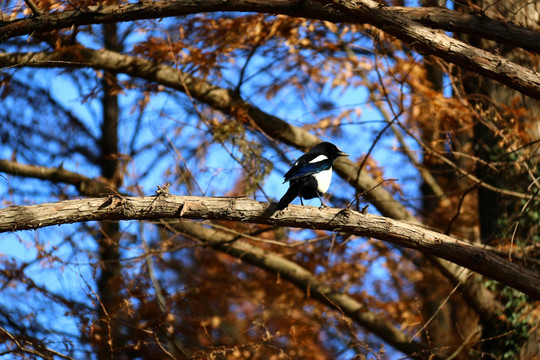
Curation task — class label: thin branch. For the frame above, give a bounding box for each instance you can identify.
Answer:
[23,0,41,17]
[0,159,111,197]
[508,185,540,261]
[0,325,74,360]
[140,223,191,359]
[410,271,472,342]
[235,43,260,95]
[445,325,482,360]
[393,120,537,201]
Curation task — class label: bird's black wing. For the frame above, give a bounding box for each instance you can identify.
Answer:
[283,153,332,183]
[277,148,332,210]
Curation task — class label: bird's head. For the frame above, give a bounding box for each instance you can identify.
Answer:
[313,142,349,161]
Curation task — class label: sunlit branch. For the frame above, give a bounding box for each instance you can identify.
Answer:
[1,0,539,56]
[331,0,540,99]
[0,195,539,300]
[1,1,539,98]
[0,159,110,197]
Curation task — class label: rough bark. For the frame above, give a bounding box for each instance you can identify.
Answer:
[330,0,540,99]
[1,0,540,98]
[1,195,539,300]
[0,1,539,54]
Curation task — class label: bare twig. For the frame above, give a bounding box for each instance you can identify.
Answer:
[394,121,536,201]
[0,324,74,360]
[410,271,472,342]
[508,185,540,261]
[346,178,398,210]
[446,325,482,360]
[140,223,191,359]
[23,0,41,16]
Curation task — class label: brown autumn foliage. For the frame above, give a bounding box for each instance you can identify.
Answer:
[0,0,539,359]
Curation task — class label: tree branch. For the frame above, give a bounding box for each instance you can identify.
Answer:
[0,48,511,327]
[1,0,539,54]
[171,220,428,359]
[23,0,41,17]
[330,0,540,99]
[1,195,539,300]
[0,159,110,197]
[393,6,540,55]
[1,1,539,98]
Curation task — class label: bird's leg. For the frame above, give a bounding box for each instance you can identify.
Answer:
[316,193,327,209]
[300,197,304,206]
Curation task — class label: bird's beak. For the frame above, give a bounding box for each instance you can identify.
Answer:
[338,150,349,157]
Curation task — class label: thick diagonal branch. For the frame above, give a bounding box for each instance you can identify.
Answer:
[0,49,413,221]
[1,0,540,55]
[171,220,428,359]
[330,0,540,99]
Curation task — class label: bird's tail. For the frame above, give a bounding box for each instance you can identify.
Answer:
[276,182,304,210]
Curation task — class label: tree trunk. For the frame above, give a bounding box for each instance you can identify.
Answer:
[96,22,124,360]
[456,1,540,358]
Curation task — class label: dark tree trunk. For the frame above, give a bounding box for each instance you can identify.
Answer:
[96,22,124,360]
[455,1,540,358]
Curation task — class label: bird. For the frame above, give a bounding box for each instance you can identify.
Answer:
[276,142,348,210]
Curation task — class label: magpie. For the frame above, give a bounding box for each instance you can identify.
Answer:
[276,142,348,210]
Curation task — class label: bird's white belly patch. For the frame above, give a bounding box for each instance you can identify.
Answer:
[313,168,332,194]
